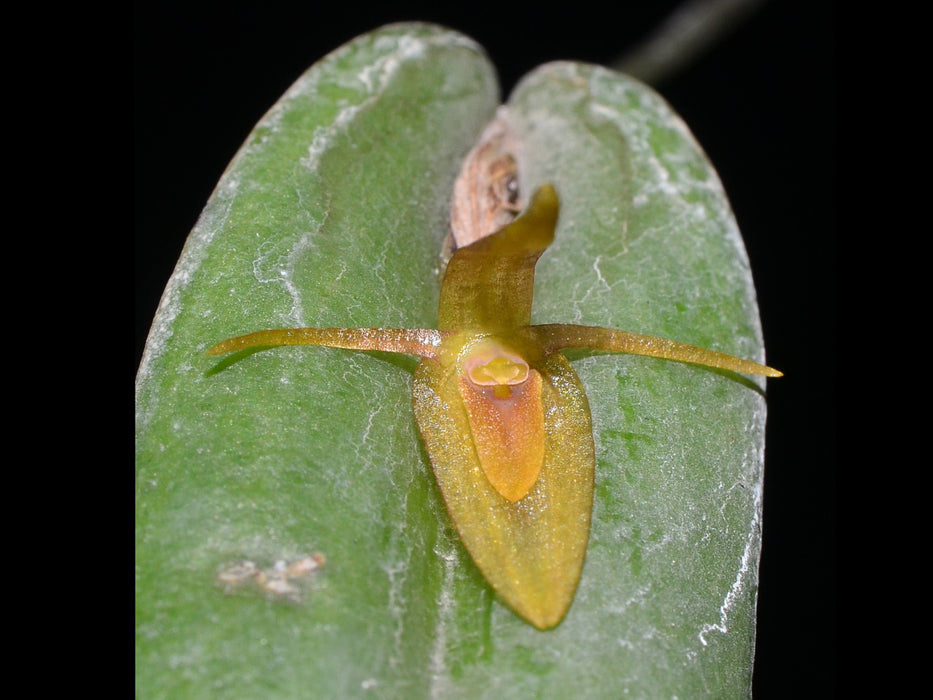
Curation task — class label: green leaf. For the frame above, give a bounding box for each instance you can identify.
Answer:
[136,23,770,698]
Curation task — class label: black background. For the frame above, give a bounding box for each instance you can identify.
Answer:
[135,1,835,695]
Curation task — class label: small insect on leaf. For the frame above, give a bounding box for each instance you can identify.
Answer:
[216,553,325,602]
[207,183,780,629]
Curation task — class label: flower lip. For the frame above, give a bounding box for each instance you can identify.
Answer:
[462,339,530,387]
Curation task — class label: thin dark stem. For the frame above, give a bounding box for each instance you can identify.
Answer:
[612,0,768,85]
